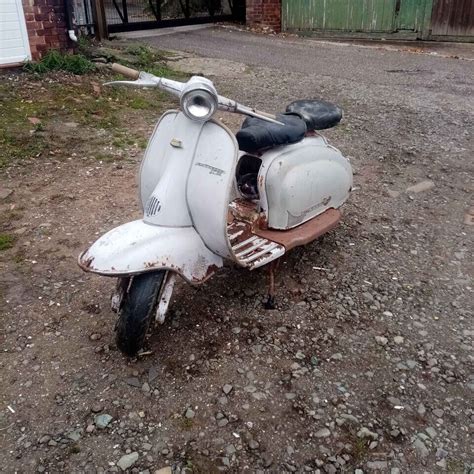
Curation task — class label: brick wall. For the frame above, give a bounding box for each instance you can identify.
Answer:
[22,0,69,60]
[246,0,281,33]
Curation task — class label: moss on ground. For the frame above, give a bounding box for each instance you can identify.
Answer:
[0,233,15,251]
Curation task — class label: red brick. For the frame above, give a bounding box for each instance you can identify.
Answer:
[22,0,69,60]
[247,0,281,32]
[28,35,46,45]
[36,44,49,52]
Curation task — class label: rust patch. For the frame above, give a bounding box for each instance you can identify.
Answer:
[78,255,95,272]
[257,213,268,230]
[205,264,220,278]
[255,208,341,251]
[229,198,260,225]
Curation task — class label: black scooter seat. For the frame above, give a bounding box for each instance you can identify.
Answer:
[286,99,342,131]
[236,113,307,154]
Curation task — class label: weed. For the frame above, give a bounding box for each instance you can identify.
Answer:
[68,444,81,454]
[446,459,466,473]
[0,234,15,251]
[76,36,95,58]
[180,418,194,430]
[351,437,369,463]
[24,50,95,75]
[13,252,26,264]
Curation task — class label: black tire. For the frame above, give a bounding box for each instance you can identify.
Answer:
[115,271,166,356]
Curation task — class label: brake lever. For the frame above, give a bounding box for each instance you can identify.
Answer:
[239,106,285,126]
[218,96,284,125]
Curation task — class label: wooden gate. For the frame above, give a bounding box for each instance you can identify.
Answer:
[282,0,432,38]
[431,0,474,38]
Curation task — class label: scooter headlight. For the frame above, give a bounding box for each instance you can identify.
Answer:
[180,78,218,122]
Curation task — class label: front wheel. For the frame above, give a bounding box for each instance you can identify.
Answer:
[115,271,167,356]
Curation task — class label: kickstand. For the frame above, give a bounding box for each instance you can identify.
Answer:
[264,260,280,310]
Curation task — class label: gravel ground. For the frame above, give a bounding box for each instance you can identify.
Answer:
[1,28,473,473]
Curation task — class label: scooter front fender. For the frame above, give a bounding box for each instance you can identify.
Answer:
[78,220,223,284]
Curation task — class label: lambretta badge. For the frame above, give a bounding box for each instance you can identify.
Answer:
[195,162,225,176]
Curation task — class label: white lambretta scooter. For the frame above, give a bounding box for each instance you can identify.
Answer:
[79,63,353,356]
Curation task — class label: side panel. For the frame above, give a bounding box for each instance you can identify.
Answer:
[187,120,238,259]
[259,138,353,230]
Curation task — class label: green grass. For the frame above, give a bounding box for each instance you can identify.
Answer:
[1,42,183,170]
[0,85,48,168]
[128,96,154,110]
[119,44,188,81]
[24,50,95,75]
[0,234,15,251]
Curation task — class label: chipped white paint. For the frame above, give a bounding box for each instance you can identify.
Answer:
[155,272,176,323]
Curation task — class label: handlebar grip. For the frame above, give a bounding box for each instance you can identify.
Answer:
[111,63,140,80]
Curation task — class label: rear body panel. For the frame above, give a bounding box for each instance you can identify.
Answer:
[258,136,353,230]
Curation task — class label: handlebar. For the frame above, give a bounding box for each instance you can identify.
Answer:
[109,63,283,125]
[111,63,140,80]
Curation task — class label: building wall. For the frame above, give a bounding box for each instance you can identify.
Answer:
[246,0,281,32]
[21,0,69,60]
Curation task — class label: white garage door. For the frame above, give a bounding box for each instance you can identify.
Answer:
[0,0,31,66]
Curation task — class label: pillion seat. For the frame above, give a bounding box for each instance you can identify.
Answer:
[286,99,342,131]
[236,99,342,154]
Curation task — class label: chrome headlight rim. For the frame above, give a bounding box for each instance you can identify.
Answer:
[180,78,218,122]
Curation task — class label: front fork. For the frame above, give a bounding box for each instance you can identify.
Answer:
[111,277,130,313]
[111,271,176,323]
